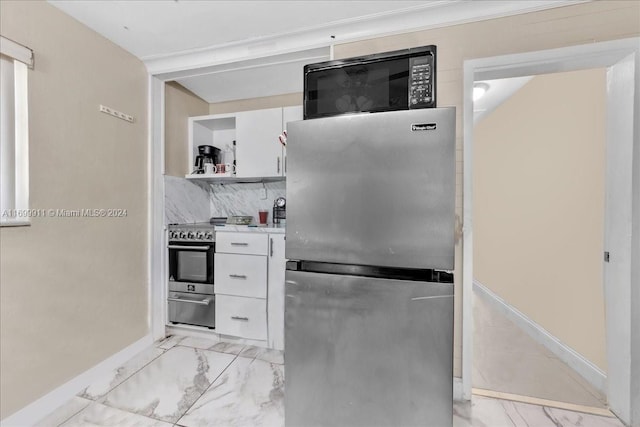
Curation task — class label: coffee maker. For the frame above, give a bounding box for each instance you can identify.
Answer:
[194,145,221,174]
[273,197,286,224]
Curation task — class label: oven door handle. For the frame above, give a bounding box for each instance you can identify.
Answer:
[167,297,212,306]
[168,245,211,251]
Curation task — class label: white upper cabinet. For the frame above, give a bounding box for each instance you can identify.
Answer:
[187,105,302,181]
[235,107,283,178]
[282,106,303,176]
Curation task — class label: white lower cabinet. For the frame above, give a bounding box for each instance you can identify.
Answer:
[268,234,286,350]
[216,295,267,340]
[215,231,286,346]
[215,253,267,298]
[216,232,268,255]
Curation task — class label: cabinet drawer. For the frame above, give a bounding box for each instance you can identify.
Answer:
[216,295,267,340]
[216,232,268,255]
[215,253,267,298]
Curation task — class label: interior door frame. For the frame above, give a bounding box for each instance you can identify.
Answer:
[462,37,639,424]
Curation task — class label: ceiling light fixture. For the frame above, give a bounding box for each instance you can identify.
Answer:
[473,82,489,101]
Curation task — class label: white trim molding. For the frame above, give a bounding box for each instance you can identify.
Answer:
[473,280,607,393]
[462,37,640,426]
[0,35,34,68]
[144,0,586,77]
[453,377,464,402]
[0,334,153,426]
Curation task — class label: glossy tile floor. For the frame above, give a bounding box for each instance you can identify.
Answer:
[36,334,623,427]
[473,293,608,409]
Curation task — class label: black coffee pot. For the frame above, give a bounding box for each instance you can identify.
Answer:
[194,145,221,174]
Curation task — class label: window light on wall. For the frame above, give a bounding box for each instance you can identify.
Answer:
[1,35,32,226]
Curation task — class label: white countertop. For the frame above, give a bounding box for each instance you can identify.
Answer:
[213,224,286,234]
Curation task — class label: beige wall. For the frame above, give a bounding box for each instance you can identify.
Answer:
[0,1,148,418]
[209,92,302,115]
[164,82,208,177]
[333,0,640,377]
[474,69,607,370]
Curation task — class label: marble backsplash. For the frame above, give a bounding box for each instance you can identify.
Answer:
[209,182,285,220]
[164,176,212,224]
[164,175,286,225]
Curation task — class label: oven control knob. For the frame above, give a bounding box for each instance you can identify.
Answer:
[187,231,195,239]
[195,231,204,239]
[179,231,187,239]
[204,232,213,240]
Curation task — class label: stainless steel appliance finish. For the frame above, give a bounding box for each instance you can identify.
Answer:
[168,282,215,329]
[286,108,456,270]
[285,270,453,426]
[168,223,216,328]
[285,107,456,426]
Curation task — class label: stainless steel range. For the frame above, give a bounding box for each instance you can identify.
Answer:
[167,222,216,329]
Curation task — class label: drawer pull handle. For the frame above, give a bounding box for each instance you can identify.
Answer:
[231,242,249,246]
[229,274,247,279]
[167,297,211,306]
[231,316,249,321]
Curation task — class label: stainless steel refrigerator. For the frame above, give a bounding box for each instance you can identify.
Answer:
[285,107,456,427]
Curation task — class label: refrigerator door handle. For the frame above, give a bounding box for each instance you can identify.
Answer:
[411,295,453,301]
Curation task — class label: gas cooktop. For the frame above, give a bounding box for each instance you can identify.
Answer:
[168,222,215,243]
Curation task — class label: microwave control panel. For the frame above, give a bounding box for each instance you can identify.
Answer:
[409,55,436,109]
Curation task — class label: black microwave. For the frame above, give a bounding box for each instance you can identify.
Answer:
[303,45,436,119]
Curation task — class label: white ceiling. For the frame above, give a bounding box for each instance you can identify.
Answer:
[174,48,329,103]
[47,0,579,103]
[47,1,430,61]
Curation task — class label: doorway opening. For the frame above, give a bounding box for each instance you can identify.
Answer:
[471,68,608,410]
[461,38,639,424]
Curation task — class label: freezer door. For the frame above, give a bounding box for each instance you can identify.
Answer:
[284,270,454,427]
[286,108,456,269]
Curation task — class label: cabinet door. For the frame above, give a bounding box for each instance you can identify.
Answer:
[216,295,267,340]
[216,232,268,256]
[235,108,283,178]
[267,234,286,350]
[215,253,267,298]
[282,106,303,177]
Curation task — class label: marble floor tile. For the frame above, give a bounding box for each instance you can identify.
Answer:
[102,346,236,423]
[177,357,284,427]
[34,397,92,427]
[176,336,220,349]
[178,336,246,355]
[454,395,623,427]
[239,345,284,364]
[78,347,165,400]
[60,401,173,427]
[154,335,185,350]
[454,395,518,427]
[33,340,625,427]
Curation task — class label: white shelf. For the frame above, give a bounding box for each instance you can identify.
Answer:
[185,173,285,184]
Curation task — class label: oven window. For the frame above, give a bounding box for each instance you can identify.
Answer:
[177,250,207,282]
[305,57,409,118]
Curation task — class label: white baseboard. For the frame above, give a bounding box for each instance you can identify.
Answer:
[453,377,465,401]
[473,280,607,394]
[1,334,153,427]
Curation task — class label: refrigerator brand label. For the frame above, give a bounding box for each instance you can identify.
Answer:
[412,123,437,131]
